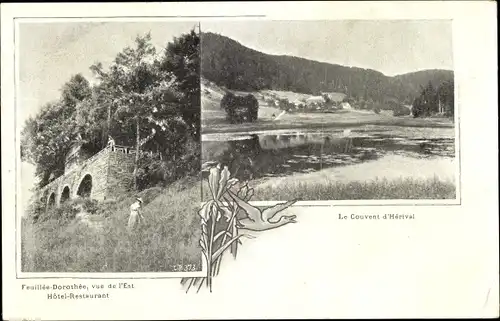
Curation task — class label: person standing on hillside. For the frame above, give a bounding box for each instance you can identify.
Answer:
[128,197,144,231]
[107,135,116,151]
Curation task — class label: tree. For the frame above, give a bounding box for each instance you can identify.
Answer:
[412,95,424,118]
[423,81,438,115]
[221,92,258,123]
[437,80,455,118]
[21,103,72,186]
[160,29,200,140]
[22,29,201,192]
[90,32,184,190]
[412,81,446,118]
[60,74,92,108]
[21,74,93,187]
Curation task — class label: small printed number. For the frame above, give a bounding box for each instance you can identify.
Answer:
[172,264,197,272]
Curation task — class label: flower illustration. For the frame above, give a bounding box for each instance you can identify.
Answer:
[181,164,297,293]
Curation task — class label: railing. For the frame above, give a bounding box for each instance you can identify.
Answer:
[110,144,133,154]
[109,144,160,159]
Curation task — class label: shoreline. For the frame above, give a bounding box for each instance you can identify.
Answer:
[252,153,456,189]
[248,153,457,201]
[201,117,455,136]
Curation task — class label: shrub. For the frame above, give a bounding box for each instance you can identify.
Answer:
[136,131,200,190]
[33,197,100,224]
[136,141,200,190]
[221,92,259,123]
[393,105,412,116]
[342,97,355,104]
[220,91,234,110]
[265,98,276,107]
[25,196,46,223]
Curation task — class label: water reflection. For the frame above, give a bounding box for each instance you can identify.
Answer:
[202,130,455,181]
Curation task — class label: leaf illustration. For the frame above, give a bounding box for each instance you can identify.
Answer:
[211,234,245,262]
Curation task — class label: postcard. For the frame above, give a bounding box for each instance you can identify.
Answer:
[2,1,498,320]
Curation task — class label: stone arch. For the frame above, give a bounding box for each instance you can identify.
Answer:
[60,186,71,204]
[47,192,56,209]
[76,174,92,198]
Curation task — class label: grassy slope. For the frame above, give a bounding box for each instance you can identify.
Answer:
[201,79,454,135]
[21,177,202,273]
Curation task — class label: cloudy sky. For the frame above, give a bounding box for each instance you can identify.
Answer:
[17,19,453,209]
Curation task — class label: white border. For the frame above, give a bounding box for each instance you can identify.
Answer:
[2,2,498,320]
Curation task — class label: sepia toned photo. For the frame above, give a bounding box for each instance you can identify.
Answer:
[200,20,458,202]
[17,20,204,275]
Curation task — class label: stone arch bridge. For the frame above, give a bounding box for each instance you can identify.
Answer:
[35,145,136,209]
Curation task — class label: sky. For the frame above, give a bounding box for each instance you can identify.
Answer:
[202,20,453,76]
[17,19,453,209]
[18,21,200,124]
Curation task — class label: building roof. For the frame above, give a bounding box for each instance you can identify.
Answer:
[306,96,325,105]
[321,92,347,103]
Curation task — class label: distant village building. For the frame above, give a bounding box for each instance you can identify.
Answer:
[340,102,352,110]
[305,96,325,106]
[321,92,347,103]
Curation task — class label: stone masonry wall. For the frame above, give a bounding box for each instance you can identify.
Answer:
[33,147,136,209]
[105,151,135,201]
[37,149,111,206]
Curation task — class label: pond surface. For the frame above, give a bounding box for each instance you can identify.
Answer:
[201,126,455,181]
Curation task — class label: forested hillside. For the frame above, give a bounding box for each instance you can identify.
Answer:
[201,32,453,104]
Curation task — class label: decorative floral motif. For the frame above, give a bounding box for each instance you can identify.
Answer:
[181,164,297,293]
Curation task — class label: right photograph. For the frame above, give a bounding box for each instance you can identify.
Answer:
[200,20,457,202]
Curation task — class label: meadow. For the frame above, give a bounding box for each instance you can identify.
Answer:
[201,80,457,202]
[201,168,456,202]
[21,177,202,273]
[201,79,454,135]
[245,152,457,201]
[253,176,456,201]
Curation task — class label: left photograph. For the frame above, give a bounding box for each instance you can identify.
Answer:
[17,20,203,274]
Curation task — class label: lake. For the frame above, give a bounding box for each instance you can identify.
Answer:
[201,125,455,182]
